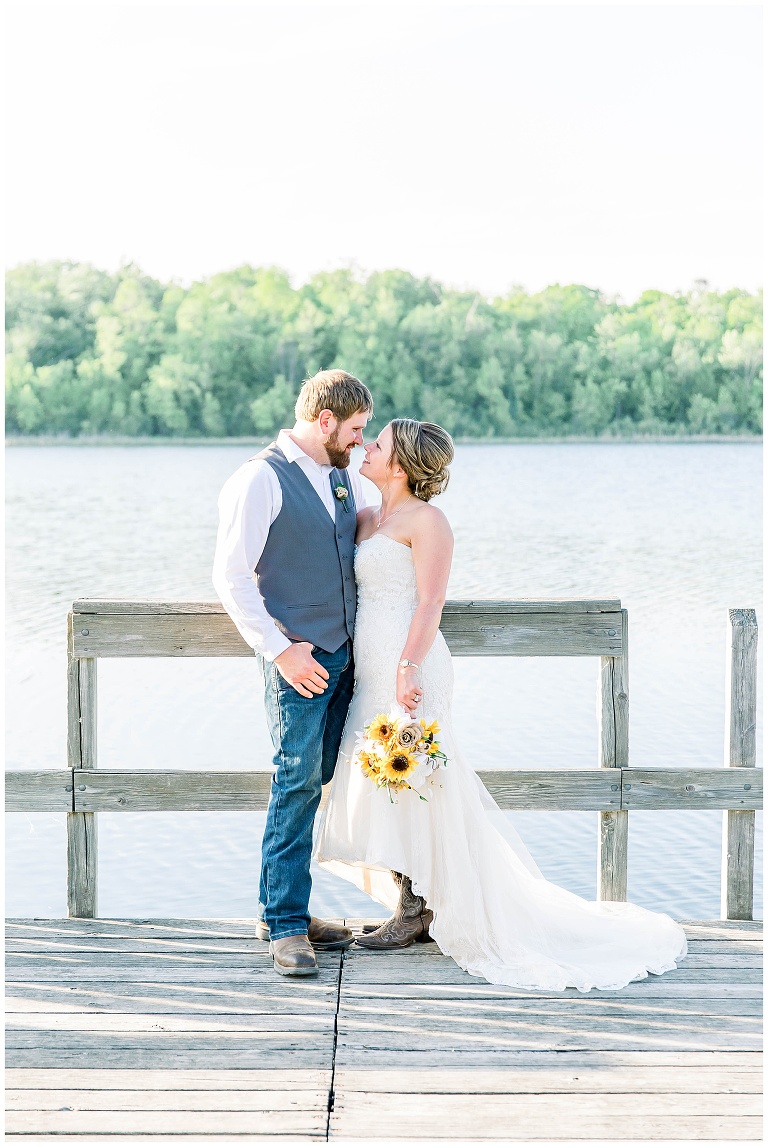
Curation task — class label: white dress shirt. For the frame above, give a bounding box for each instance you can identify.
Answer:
[212,430,368,660]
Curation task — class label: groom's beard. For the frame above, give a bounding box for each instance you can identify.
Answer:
[323,428,354,469]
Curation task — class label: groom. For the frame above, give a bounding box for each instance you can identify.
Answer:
[212,370,373,975]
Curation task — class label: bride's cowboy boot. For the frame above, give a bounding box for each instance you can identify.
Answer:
[355,871,433,949]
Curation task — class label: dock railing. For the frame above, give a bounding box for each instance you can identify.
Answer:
[6,600,761,920]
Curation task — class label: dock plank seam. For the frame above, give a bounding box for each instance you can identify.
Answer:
[325,949,345,1139]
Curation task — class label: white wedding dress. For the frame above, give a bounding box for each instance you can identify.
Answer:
[314,534,687,991]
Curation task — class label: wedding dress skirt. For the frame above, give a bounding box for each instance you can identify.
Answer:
[314,535,687,992]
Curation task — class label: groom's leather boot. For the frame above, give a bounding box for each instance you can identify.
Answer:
[270,934,318,976]
[256,917,353,951]
[355,872,433,949]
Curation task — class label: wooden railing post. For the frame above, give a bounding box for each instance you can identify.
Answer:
[721,608,758,921]
[598,608,629,900]
[66,612,98,917]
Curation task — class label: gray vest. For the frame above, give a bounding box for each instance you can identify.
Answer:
[253,443,357,653]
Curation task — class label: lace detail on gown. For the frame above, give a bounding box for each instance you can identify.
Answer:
[314,534,688,992]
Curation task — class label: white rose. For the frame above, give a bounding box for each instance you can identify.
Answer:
[407,759,431,789]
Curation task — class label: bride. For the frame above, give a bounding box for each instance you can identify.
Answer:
[314,418,687,992]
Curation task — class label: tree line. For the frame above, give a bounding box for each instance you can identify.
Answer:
[5,261,762,439]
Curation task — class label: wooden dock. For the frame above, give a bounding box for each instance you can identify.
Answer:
[6,600,762,1139]
[6,915,762,1143]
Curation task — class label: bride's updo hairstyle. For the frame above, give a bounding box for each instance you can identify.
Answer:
[389,419,454,502]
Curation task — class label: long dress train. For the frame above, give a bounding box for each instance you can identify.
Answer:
[314,534,687,992]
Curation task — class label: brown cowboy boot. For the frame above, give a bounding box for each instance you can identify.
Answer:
[269,934,318,976]
[355,872,433,949]
[256,916,353,950]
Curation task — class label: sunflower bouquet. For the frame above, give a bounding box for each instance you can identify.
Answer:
[352,706,448,801]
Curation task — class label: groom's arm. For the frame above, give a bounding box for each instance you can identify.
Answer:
[212,460,292,662]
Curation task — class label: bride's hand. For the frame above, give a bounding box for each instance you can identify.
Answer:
[397,666,422,716]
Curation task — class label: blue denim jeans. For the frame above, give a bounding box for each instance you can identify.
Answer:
[258,641,354,940]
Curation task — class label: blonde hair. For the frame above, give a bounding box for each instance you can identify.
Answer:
[295,369,373,422]
[389,419,454,501]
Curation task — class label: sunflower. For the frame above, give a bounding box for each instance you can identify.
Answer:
[420,718,440,742]
[379,749,419,785]
[359,751,381,780]
[368,714,397,745]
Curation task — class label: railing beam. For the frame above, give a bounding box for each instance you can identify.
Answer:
[68,600,626,659]
[6,765,761,812]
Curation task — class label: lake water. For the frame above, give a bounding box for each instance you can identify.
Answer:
[5,441,763,921]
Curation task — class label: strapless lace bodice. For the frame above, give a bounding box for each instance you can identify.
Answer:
[351,534,452,722]
[354,535,418,608]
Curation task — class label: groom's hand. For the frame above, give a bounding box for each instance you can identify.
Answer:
[274,642,330,698]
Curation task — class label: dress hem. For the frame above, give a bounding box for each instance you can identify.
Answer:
[317,853,689,995]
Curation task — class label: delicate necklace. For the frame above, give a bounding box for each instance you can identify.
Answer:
[377,494,414,531]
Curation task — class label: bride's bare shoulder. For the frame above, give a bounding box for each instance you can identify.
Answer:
[411,500,453,541]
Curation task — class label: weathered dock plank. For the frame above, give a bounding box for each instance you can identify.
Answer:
[334,1064,764,1093]
[330,1093,761,1140]
[5,981,337,1013]
[4,1138,323,1146]
[5,1069,331,1089]
[6,1111,328,1134]
[5,966,340,983]
[5,936,307,953]
[7,1089,329,1111]
[6,918,262,937]
[10,1012,337,1031]
[336,997,763,1019]
[340,966,762,990]
[7,1032,337,1053]
[8,1050,334,1070]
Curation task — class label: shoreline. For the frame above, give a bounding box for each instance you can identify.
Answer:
[5,433,762,447]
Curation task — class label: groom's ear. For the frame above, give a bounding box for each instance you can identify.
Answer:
[317,409,338,435]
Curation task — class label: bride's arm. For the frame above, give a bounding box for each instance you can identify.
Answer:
[397,507,454,713]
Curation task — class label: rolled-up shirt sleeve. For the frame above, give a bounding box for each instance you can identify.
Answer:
[348,459,370,513]
[212,460,292,661]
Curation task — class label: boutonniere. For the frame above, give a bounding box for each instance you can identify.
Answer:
[334,484,351,512]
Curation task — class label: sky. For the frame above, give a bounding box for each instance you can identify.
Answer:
[5,2,763,302]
